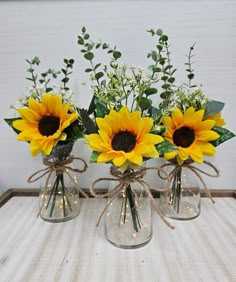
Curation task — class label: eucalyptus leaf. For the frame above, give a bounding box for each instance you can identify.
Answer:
[84,52,94,61]
[138,97,152,111]
[95,72,104,80]
[205,100,225,116]
[144,87,157,95]
[113,51,122,60]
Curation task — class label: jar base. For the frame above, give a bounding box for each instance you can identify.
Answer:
[106,232,152,249]
[39,211,80,223]
[160,200,200,220]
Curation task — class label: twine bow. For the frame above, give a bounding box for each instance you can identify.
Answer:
[28,156,88,216]
[90,165,175,230]
[160,160,220,203]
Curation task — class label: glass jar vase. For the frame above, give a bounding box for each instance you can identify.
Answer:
[39,142,80,222]
[105,166,152,249]
[160,163,201,220]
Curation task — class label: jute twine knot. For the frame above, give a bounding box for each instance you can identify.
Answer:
[159,159,220,204]
[90,165,175,230]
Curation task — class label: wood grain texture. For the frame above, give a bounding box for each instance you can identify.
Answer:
[0,0,235,191]
[0,197,235,281]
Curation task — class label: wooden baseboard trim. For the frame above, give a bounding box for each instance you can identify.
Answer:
[1,188,235,207]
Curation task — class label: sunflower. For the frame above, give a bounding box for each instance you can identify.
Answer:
[86,106,163,171]
[13,93,78,156]
[162,107,220,164]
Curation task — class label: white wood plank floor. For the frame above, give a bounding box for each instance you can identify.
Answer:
[0,197,235,282]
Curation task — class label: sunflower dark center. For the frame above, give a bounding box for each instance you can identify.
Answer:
[173,126,195,148]
[38,115,60,136]
[111,131,136,153]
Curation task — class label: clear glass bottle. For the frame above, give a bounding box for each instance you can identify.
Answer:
[105,166,152,248]
[160,164,200,220]
[39,142,80,222]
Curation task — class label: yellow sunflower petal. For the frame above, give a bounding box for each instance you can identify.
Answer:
[199,119,215,131]
[18,108,39,124]
[97,152,116,163]
[141,133,163,145]
[128,155,143,166]
[189,146,204,164]
[197,130,219,141]
[164,151,178,160]
[172,108,183,127]
[197,142,216,156]
[113,154,127,167]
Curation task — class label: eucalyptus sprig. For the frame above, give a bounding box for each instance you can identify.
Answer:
[185,43,197,88]
[77,26,122,115]
[77,26,158,126]
[147,28,176,100]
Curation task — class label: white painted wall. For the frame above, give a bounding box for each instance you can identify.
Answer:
[0,0,235,190]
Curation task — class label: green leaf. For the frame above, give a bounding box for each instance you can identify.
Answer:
[160,91,172,99]
[167,77,175,83]
[102,43,108,49]
[90,151,100,163]
[138,97,152,111]
[84,52,94,61]
[144,87,158,95]
[94,63,101,70]
[160,34,168,41]
[77,37,84,45]
[62,77,69,83]
[61,69,67,75]
[95,97,109,117]
[95,72,104,80]
[156,139,178,157]
[4,118,21,134]
[83,33,90,40]
[156,29,163,36]
[82,26,86,33]
[63,120,84,141]
[85,68,93,73]
[113,51,122,60]
[210,126,235,147]
[151,51,158,62]
[205,100,225,116]
[79,108,97,134]
[188,73,194,80]
[161,83,171,90]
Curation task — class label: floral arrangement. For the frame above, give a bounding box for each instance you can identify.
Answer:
[77,27,176,239]
[146,28,235,217]
[4,57,87,221]
[5,57,84,156]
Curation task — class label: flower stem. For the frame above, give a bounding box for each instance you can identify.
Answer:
[171,167,182,213]
[59,174,66,218]
[49,176,60,217]
[126,184,139,232]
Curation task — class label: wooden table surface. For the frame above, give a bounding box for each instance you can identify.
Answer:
[0,197,235,282]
